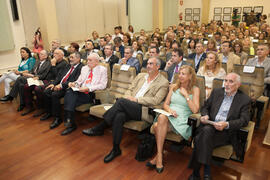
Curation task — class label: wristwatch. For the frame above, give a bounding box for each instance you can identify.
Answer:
[186,97,190,101]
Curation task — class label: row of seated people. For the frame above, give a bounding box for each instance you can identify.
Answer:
[0,44,259,178]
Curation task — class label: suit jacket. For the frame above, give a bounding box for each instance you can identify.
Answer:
[218,52,240,73]
[201,88,251,156]
[246,57,270,84]
[30,59,51,80]
[75,65,107,92]
[188,52,207,73]
[51,63,83,89]
[118,57,140,74]
[46,59,68,82]
[104,54,119,75]
[124,73,169,106]
[167,60,190,82]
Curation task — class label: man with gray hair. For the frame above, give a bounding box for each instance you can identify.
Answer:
[41,52,83,129]
[61,53,107,135]
[118,46,140,74]
[188,73,251,180]
[82,57,169,163]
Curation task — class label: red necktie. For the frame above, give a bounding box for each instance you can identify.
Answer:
[84,70,93,94]
[62,66,74,83]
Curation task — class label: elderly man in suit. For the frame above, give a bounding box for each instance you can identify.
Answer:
[82,57,169,163]
[61,53,107,135]
[118,46,140,74]
[101,44,119,75]
[41,52,83,129]
[188,42,207,73]
[188,73,251,180]
[218,41,240,73]
[166,48,189,83]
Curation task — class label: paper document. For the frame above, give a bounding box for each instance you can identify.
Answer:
[243,66,255,73]
[71,87,80,91]
[120,64,130,71]
[104,105,112,111]
[153,109,172,117]
[202,119,216,126]
[27,78,44,86]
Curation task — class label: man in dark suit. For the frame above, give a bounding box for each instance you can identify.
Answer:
[41,52,83,129]
[188,42,206,73]
[165,48,189,83]
[141,46,166,70]
[80,40,95,60]
[188,73,251,180]
[102,44,119,75]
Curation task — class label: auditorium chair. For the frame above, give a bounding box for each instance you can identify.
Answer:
[136,53,143,67]
[150,75,206,143]
[222,62,227,73]
[188,77,255,162]
[233,64,269,130]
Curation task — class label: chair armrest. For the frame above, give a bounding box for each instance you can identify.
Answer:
[188,114,200,139]
[95,89,112,104]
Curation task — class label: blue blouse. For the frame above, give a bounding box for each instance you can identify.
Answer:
[17,57,36,72]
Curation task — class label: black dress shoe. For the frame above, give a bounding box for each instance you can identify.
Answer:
[33,109,45,117]
[50,118,63,129]
[17,105,25,112]
[203,175,212,180]
[61,126,77,136]
[188,173,201,180]
[82,128,104,136]
[0,95,13,102]
[146,161,156,168]
[104,149,122,163]
[40,113,51,121]
[21,107,35,116]
[155,166,164,174]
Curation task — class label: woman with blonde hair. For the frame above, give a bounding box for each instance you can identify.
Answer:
[146,65,200,173]
[197,51,226,98]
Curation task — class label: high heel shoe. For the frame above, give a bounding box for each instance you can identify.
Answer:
[155,166,164,174]
[0,95,13,102]
[146,161,156,168]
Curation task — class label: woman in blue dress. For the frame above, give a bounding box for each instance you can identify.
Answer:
[146,65,200,173]
[0,47,36,101]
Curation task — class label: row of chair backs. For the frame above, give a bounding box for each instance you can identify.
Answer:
[233,64,264,99]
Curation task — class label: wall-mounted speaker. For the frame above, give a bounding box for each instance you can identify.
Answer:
[10,0,19,21]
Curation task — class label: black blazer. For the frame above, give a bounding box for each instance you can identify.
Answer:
[201,88,251,156]
[188,52,206,72]
[46,59,68,82]
[105,55,119,75]
[52,63,83,89]
[30,59,51,80]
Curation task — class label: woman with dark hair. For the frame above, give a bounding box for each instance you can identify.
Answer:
[69,42,80,54]
[187,38,197,56]
[206,39,217,52]
[32,28,44,53]
[233,41,248,65]
[146,65,200,173]
[123,33,131,46]
[128,25,134,39]
[0,47,36,101]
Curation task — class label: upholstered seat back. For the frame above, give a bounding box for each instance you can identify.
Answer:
[233,64,264,99]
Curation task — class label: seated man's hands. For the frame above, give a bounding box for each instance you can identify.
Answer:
[79,87,89,93]
[68,82,76,88]
[125,96,137,102]
[214,121,229,131]
[54,84,62,91]
[46,84,54,90]
[200,115,209,124]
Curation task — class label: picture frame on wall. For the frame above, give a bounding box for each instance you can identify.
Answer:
[193,15,200,21]
[185,8,192,14]
[213,15,222,21]
[223,7,232,14]
[185,15,192,21]
[254,6,263,14]
[214,7,222,14]
[243,7,252,14]
[223,15,231,22]
[193,8,200,14]
[233,7,242,14]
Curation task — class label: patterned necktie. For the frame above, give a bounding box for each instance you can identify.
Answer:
[175,64,179,73]
[84,70,93,94]
[62,66,74,83]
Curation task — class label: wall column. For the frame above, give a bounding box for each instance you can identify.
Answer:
[152,0,163,31]
[201,0,210,24]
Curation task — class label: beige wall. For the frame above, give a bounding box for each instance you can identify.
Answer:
[0,0,27,72]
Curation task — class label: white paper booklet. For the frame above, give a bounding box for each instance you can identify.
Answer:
[104,105,112,110]
[153,109,172,117]
[27,78,44,86]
